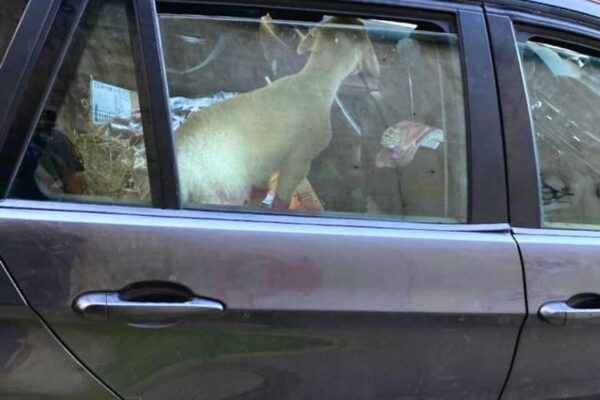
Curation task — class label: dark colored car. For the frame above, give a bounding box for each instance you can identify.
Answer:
[1,0,600,399]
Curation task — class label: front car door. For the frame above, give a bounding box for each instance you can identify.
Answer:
[0,2,121,399]
[0,0,524,399]
[488,2,600,398]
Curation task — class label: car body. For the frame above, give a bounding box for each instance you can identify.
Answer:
[0,0,600,399]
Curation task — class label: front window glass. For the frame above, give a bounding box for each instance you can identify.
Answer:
[11,0,151,205]
[520,39,600,229]
[159,14,468,222]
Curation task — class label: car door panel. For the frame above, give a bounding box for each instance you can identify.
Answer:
[0,205,523,399]
[0,0,525,398]
[488,6,600,399]
[0,260,117,399]
[504,232,600,399]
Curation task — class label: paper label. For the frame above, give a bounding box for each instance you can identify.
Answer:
[420,128,444,150]
[90,80,136,125]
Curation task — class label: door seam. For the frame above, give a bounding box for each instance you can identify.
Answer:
[497,231,529,400]
[0,256,125,400]
[481,2,530,398]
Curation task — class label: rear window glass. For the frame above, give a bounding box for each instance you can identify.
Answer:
[159,14,468,222]
[520,39,600,230]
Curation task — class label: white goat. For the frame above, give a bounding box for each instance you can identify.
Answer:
[176,17,380,207]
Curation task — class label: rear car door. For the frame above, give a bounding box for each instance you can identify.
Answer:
[0,0,523,399]
[488,4,600,399]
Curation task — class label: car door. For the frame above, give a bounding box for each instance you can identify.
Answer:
[488,4,600,399]
[0,2,118,399]
[0,0,524,399]
[0,261,116,399]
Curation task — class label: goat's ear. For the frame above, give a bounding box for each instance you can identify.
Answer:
[361,40,380,77]
[297,30,316,54]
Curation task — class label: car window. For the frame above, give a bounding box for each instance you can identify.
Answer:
[520,39,600,229]
[0,1,27,64]
[10,0,151,206]
[159,14,468,222]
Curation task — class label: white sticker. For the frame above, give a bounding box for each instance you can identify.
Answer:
[420,128,444,150]
[90,80,134,125]
[261,190,276,208]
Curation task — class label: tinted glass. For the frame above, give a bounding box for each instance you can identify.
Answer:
[11,0,151,205]
[160,15,468,222]
[521,39,600,229]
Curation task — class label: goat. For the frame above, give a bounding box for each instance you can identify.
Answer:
[175,16,380,208]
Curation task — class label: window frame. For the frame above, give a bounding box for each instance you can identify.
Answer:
[0,0,181,209]
[0,0,508,231]
[155,0,507,225]
[0,0,62,197]
[487,4,600,230]
[133,0,180,208]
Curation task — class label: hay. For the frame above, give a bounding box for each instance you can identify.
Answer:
[65,124,151,202]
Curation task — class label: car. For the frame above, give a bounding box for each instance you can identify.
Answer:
[0,0,599,398]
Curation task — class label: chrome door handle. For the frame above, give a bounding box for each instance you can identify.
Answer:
[73,291,224,323]
[539,300,600,326]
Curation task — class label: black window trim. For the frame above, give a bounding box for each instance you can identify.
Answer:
[156,0,464,28]
[0,0,508,227]
[486,11,540,229]
[457,8,507,224]
[487,3,600,41]
[486,4,600,230]
[132,0,181,208]
[0,0,63,198]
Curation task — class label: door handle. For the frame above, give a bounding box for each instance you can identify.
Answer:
[539,294,600,326]
[73,287,224,324]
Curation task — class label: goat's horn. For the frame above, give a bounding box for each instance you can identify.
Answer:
[260,14,287,47]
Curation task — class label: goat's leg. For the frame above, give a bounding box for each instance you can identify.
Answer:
[273,153,313,209]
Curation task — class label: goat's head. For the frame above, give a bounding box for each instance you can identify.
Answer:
[297,17,380,78]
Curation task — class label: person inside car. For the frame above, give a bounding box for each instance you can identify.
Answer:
[13,109,86,200]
